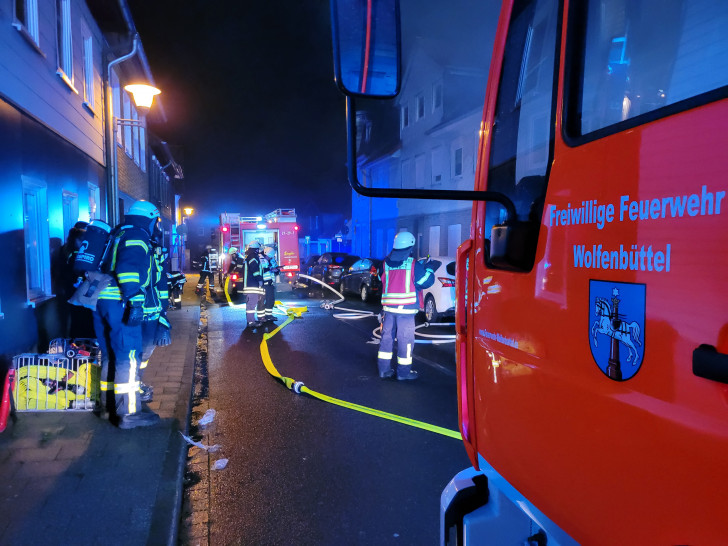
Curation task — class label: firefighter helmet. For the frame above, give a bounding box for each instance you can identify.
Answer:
[248,241,261,250]
[229,247,238,254]
[128,200,160,220]
[393,231,415,250]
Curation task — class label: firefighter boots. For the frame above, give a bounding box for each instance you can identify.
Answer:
[378,361,395,379]
[118,408,161,429]
[397,367,418,381]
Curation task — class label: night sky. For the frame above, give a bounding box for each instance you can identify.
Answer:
[128,1,498,230]
[128,0,349,226]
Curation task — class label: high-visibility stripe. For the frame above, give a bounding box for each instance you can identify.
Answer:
[382,306,418,315]
[117,272,140,283]
[114,381,140,394]
[112,349,140,413]
[100,381,112,391]
[242,288,265,295]
[398,344,413,365]
[377,351,393,360]
[125,240,149,253]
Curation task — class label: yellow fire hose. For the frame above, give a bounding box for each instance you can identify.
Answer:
[223,276,461,439]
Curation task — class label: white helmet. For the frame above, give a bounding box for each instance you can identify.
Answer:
[128,200,160,220]
[229,247,238,254]
[393,231,415,250]
[248,241,261,250]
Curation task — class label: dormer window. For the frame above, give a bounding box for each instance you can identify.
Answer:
[401,104,410,129]
[433,82,443,110]
[416,93,425,120]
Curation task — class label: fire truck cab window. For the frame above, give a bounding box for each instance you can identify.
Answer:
[486,0,558,263]
[572,0,728,137]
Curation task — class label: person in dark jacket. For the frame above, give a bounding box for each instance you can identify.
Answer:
[257,246,279,322]
[195,247,215,294]
[242,241,265,329]
[377,231,435,380]
[93,200,163,429]
[56,221,95,338]
[138,233,173,403]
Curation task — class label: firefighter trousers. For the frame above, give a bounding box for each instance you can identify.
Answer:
[258,282,275,320]
[377,312,416,375]
[197,271,215,289]
[93,299,143,416]
[244,291,261,324]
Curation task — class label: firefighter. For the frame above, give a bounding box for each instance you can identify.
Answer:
[377,231,435,380]
[195,246,215,294]
[258,246,280,322]
[242,241,265,328]
[138,232,173,403]
[93,200,162,429]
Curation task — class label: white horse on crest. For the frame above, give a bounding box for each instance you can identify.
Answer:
[591,297,642,367]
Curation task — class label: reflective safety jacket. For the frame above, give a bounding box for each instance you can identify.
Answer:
[201,253,212,273]
[98,218,157,313]
[144,245,169,320]
[242,250,264,295]
[381,254,434,314]
[260,253,279,283]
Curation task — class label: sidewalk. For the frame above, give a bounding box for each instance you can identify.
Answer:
[0,281,200,546]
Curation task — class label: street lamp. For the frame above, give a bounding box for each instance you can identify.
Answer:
[110,83,161,225]
[105,34,162,226]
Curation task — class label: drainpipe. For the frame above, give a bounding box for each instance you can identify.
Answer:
[104,34,140,226]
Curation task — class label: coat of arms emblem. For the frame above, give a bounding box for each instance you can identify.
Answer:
[589,280,645,381]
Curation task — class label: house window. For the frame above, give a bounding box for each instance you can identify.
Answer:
[453,147,463,177]
[13,0,39,46]
[132,108,140,166]
[416,93,425,120]
[56,0,73,83]
[401,158,413,188]
[401,104,409,129]
[115,87,146,171]
[88,183,99,220]
[22,177,51,302]
[429,225,441,257]
[415,154,426,189]
[82,29,95,110]
[431,146,444,185]
[62,191,78,241]
[123,93,133,156]
[433,82,443,110]
[447,224,462,256]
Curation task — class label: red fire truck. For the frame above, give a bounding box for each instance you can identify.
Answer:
[218,209,300,286]
[331,0,728,544]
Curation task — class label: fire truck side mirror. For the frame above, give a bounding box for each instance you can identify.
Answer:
[488,221,540,272]
[330,0,401,98]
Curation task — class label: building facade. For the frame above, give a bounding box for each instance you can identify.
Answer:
[0,0,181,360]
[352,40,488,260]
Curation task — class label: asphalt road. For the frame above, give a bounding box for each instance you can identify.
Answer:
[196,285,470,545]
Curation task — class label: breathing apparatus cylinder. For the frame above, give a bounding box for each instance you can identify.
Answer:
[74,220,112,272]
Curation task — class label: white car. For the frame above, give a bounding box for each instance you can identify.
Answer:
[418,257,456,322]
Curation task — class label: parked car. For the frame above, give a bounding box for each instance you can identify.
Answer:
[339,258,382,302]
[418,257,456,322]
[310,252,360,289]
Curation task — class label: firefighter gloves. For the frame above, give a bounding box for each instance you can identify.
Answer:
[124,300,144,326]
[154,323,171,346]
